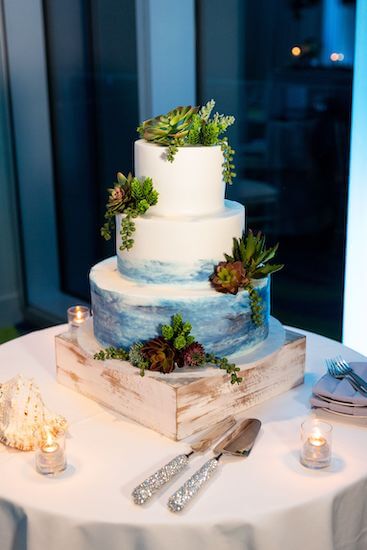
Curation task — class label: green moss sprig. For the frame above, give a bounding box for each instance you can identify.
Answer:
[101,172,158,251]
[137,100,236,184]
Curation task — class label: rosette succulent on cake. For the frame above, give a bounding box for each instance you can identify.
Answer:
[100,171,158,251]
[94,314,242,384]
[138,106,199,144]
[210,261,249,295]
[137,100,236,184]
[141,337,176,374]
[210,230,284,326]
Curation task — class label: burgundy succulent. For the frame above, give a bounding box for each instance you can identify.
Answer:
[141,337,176,374]
[181,342,206,367]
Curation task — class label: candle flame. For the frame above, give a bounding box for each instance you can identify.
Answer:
[309,427,326,447]
[44,426,54,447]
[313,427,322,439]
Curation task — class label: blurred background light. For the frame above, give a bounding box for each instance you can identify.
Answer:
[291,45,302,56]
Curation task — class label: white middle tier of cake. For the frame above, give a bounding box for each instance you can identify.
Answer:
[116,200,244,284]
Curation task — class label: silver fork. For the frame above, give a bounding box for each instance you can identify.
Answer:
[326,358,367,395]
[334,356,367,393]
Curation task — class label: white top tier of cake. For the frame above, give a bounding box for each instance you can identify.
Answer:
[134,139,225,217]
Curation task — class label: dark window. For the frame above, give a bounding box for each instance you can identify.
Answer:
[44,0,139,300]
[197,0,355,339]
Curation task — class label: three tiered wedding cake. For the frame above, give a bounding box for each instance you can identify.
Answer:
[90,102,282,370]
[55,103,303,440]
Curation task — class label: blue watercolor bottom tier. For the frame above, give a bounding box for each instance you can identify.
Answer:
[117,255,216,284]
[90,258,270,357]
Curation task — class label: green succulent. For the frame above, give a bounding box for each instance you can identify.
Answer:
[161,313,195,350]
[141,337,176,374]
[137,105,199,157]
[224,230,284,279]
[198,99,215,121]
[101,172,158,251]
[93,311,243,384]
[137,100,236,183]
[129,342,150,377]
[210,230,284,326]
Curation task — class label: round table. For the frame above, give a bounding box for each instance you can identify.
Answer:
[0,325,366,550]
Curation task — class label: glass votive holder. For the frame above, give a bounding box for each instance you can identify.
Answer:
[67,305,90,339]
[35,428,67,476]
[300,418,332,469]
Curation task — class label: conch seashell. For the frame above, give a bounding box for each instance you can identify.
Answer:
[0,374,67,451]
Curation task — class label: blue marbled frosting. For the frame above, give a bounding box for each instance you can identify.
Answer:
[117,255,216,284]
[91,264,270,357]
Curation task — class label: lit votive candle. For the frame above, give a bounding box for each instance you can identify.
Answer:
[35,428,66,476]
[300,419,332,469]
[67,305,90,339]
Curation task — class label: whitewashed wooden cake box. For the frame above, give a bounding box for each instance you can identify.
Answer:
[55,318,305,440]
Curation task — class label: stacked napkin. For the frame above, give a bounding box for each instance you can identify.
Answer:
[310,362,367,416]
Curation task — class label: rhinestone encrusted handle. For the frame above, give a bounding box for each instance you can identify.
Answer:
[132,454,189,505]
[167,457,219,512]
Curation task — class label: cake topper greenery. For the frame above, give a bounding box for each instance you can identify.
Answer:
[210,230,284,326]
[101,172,158,251]
[137,100,236,185]
[94,313,242,385]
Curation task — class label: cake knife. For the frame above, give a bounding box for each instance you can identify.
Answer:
[167,418,261,512]
[132,415,236,505]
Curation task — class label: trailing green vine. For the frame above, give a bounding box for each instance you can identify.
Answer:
[93,347,129,361]
[247,284,264,327]
[205,353,242,384]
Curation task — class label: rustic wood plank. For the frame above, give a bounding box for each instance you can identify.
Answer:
[55,336,178,439]
[55,329,306,441]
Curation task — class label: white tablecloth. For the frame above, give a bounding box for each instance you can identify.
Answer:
[0,325,367,550]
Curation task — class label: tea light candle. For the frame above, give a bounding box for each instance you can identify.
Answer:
[300,419,332,469]
[67,305,90,339]
[35,428,66,476]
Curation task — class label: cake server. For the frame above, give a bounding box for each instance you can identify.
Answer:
[167,418,261,512]
[132,415,236,505]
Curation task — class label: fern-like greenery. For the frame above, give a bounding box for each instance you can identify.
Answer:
[137,100,236,184]
[101,172,158,251]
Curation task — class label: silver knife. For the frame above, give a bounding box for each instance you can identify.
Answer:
[132,415,236,505]
[167,418,261,512]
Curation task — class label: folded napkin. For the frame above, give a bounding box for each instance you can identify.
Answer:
[310,362,367,416]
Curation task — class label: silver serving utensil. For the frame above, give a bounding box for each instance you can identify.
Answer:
[167,418,261,512]
[326,358,367,396]
[132,416,236,505]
